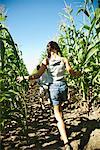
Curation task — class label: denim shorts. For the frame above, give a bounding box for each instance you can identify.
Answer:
[49,81,68,106]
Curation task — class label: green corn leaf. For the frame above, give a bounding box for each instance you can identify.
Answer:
[59,12,70,20]
[95,8,100,18]
[77,8,90,17]
[88,17,96,37]
[92,71,100,84]
[85,0,94,4]
[84,42,100,64]
[9,89,21,96]
[0,93,12,102]
[0,15,6,21]
[83,25,90,30]
[84,67,92,72]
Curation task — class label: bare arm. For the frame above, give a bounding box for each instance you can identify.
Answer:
[29,63,47,80]
[17,59,47,82]
[64,58,81,77]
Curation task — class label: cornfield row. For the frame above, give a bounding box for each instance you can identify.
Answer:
[0,0,100,139]
[58,0,100,109]
[0,19,29,134]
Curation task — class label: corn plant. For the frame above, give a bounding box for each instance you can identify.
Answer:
[58,0,100,109]
[0,10,29,135]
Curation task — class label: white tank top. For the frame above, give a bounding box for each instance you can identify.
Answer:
[47,56,65,83]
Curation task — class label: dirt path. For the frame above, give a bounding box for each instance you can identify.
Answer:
[1,84,100,150]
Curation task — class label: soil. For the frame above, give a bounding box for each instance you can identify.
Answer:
[1,84,100,150]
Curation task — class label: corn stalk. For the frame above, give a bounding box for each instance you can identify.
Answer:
[0,22,29,137]
[58,0,100,112]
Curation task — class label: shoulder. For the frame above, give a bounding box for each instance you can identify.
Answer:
[61,57,68,64]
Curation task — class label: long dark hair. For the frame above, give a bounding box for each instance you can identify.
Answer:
[46,41,63,58]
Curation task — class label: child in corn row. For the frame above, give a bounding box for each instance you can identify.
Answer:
[17,41,81,150]
[36,64,50,109]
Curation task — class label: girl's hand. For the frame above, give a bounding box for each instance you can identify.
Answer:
[17,76,23,82]
[17,75,35,82]
[17,76,29,82]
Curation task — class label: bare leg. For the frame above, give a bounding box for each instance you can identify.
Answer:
[53,105,68,144]
[39,87,45,109]
[53,105,70,150]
